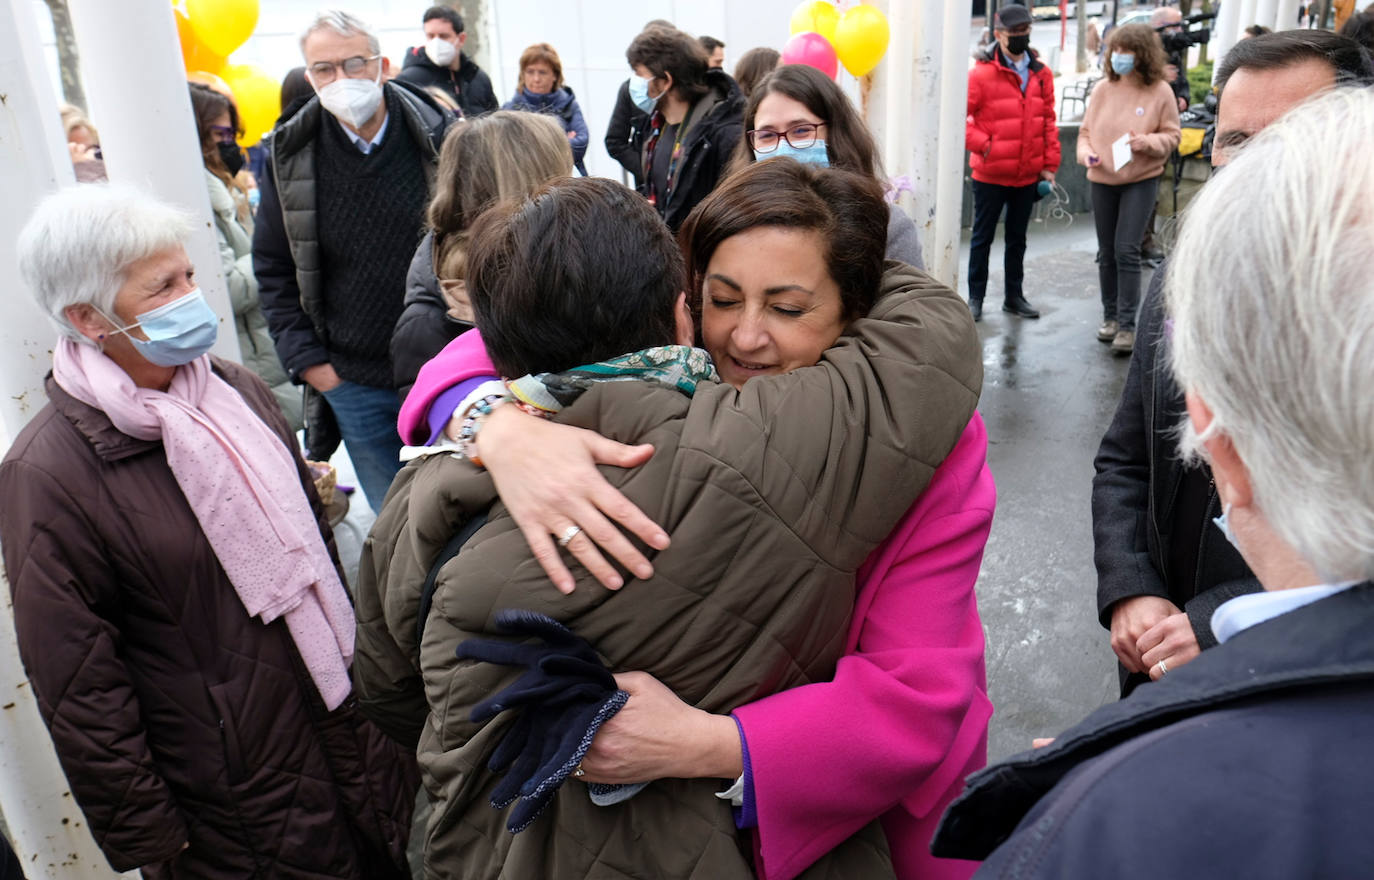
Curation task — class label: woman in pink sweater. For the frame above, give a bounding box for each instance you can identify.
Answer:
[1077,24,1181,354]
[399,299,994,878]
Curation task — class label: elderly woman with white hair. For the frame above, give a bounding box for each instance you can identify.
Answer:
[0,186,416,878]
[932,87,1374,877]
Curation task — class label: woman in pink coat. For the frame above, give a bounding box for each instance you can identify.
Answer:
[397,231,994,880]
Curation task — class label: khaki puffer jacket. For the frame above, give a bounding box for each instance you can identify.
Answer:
[357,265,982,879]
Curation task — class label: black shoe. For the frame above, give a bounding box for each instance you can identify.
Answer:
[1003,297,1040,319]
[969,299,983,322]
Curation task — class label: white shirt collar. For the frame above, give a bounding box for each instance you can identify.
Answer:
[344,111,389,155]
[1212,581,1362,644]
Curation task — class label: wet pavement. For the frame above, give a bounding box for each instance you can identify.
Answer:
[962,214,1139,760]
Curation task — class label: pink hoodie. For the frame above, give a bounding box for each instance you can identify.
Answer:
[399,333,995,878]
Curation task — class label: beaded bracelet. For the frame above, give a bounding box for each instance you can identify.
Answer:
[454,394,511,468]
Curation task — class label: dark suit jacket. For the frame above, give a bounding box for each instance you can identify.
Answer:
[933,583,1374,879]
[1091,260,1260,692]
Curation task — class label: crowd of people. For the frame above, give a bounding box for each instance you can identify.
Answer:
[4,3,1374,879]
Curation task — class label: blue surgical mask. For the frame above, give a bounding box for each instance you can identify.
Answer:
[1111,52,1136,76]
[1212,503,1242,553]
[103,288,219,367]
[756,139,831,167]
[628,75,661,114]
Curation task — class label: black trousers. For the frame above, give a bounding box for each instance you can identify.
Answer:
[968,179,1038,304]
[1091,177,1159,332]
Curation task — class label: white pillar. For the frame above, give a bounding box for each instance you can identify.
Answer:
[933,0,974,287]
[1255,0,1282,30]
[0,6,136,877]
[1237,0,1261,40]
[1275,0,1304,29]
[67,0,240,363]
[866,0,949,283]
[1212,0,1242,81]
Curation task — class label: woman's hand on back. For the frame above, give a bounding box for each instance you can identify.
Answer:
[472,405,671,593]
[579,671,743,784]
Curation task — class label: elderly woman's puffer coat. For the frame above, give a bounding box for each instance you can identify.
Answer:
[0,357,416,878]
[357,266,983,879]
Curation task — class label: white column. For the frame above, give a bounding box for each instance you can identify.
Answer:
[933,0,974,287]
[865,0,948,283]
[1237,0,1261,41]
[67,0,240,363]
[1275,0,1304,29]
[1212,0,1242,81]
[0,6,135,877]
[1254,0,1282,30]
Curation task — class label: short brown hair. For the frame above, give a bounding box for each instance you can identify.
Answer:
[679,160,888,325]
[467,178,683,377]
[626,26,710,102]
[518,42,565,92]
[1105,24,1168,85]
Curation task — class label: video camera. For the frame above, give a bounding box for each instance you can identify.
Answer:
[1157,11,1218,53]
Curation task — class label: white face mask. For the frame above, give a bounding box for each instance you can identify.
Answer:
[425,36,457,67]
[316,69,384,130]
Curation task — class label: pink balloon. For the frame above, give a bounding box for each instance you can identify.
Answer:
[781,31,838,79]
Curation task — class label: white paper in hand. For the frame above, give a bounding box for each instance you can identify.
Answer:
[1111,134,1133,172]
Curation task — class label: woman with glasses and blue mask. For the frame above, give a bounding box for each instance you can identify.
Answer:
[1076,23,1180,355]
[186,82,301,431]
[0,186,417,879]
[735,63,925,270]
[626,24,744,231]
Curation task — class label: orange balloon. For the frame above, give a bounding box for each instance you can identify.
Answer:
[175,7,226,73]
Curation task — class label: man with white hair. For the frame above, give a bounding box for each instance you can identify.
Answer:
[254,10,454,512]
[934,85,1374,877]
[1091,31,1373,697]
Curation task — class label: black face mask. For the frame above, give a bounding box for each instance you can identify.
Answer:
[217,142,245,177]
[1005,34,1031,55]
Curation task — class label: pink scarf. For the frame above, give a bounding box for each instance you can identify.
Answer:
[52,340,355,710]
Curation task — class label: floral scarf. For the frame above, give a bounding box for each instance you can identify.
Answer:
[507,345,717,414]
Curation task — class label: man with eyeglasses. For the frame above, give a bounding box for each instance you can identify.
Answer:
[964,3,1060,322]
[253,9,454,513]
[396,5,498,118]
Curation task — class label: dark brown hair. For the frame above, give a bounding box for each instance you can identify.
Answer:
[679,159,888,325]
[1104,24,1168,85]
[733,47,781,98]
[731,64,882,179]
[626,26,710,102]
[467,177,683,377]
[187,83,249,219]
[518,42,565,92]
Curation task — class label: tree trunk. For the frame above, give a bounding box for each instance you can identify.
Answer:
[1197,0,1211,67]
[1076,0,1088,72]
[42,0,86,110]
[445,1,491,75]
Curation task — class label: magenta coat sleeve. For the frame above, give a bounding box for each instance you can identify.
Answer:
[396,328,498,445]
[731,413,996,880]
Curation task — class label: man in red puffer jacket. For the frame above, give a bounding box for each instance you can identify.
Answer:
[965,3,1060,321]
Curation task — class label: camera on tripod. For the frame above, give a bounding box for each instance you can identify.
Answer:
[1157,11,1218,52]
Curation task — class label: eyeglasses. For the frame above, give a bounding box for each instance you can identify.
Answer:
[210,125,237,145]
[307,54,381,85]
[746,122,826,154]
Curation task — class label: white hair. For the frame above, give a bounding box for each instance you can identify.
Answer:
[300,9,381,57]
[16,185,193,345]
[1167,87,1374,583]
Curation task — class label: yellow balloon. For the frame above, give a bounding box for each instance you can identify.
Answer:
[175,7,226,74]
[186,0,260,59]
[834,4,891,77]
[790,1,840,43]
[220,63,279,147]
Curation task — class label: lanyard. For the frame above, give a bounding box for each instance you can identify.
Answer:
[648,103,697,211]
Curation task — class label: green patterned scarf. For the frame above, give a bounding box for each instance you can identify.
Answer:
[507,346,718,414]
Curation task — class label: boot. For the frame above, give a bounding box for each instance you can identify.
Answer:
[969,298,983,322]
[1003,297,1040,319]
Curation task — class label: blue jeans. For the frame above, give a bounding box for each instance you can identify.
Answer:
[321,381,403,513]
[967,179,1038,304]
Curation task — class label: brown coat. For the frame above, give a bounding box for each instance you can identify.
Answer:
[355,266,983,879]
[0,357,416,878]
